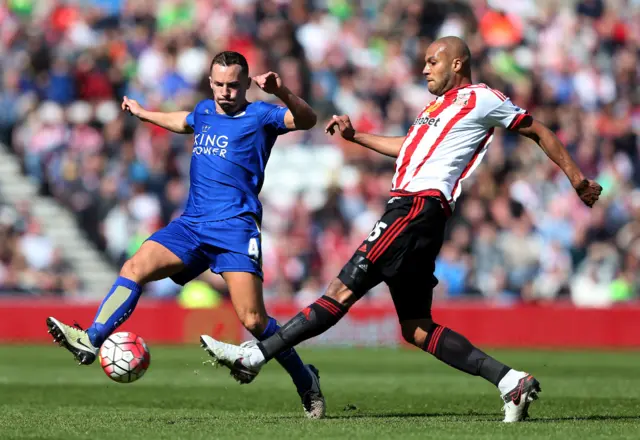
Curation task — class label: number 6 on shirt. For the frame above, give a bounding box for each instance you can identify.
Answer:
[367,221,388,242]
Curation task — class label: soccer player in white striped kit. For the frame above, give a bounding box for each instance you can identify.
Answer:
[200,37,602,422]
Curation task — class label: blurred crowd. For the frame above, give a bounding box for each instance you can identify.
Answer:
[0,199,80,296]
[0,0,638,306]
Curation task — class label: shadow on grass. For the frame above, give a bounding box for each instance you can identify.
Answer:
[325,411,497,420]
[158,413,640,424]
[326,413,640,422]
[530,415,640,423]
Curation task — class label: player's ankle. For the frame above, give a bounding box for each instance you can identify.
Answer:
[86,326,105,348]
[498,369,526,395]
[256,341,270,363]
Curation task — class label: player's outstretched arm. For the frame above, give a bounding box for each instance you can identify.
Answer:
[252,72,317,130]
[515,116,602,207]
[325,115,404,158]
[121,96,193,134]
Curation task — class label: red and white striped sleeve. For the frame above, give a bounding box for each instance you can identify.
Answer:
[480,88,529,130]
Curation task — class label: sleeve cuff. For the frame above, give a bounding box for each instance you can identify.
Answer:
[507,112,528,130]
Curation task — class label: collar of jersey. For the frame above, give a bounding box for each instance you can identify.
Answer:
[213,102,250,117]
[443,83,473,97]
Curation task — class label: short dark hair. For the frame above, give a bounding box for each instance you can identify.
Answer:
[210,51,249,76]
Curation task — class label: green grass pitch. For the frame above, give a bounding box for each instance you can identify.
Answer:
[0,345,639,439]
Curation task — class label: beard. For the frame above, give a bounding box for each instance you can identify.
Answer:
[428,72,452,96]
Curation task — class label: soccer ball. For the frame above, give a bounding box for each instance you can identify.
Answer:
[99,332,151,383]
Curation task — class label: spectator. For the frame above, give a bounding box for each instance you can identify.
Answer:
[0,0,637,304]
[0,201,81,296]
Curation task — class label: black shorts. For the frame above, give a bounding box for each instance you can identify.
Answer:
[338,195,447,321]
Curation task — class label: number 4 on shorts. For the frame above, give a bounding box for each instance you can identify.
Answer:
[248,238,260,260]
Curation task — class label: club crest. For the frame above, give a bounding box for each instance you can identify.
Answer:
[453,93,471,107]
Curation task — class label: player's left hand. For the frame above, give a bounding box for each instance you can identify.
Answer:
[325,115,355,141]
[574,179,602,208]
[252,72,283,95]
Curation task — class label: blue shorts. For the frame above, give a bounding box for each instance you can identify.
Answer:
[146,215,262,285]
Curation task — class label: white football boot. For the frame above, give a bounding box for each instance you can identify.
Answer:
[500,371,541,422]
[200,336,265,384]
[299,364,326,419]
[46,317,98,365]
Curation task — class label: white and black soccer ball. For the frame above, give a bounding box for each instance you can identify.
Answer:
[99,332,151,383]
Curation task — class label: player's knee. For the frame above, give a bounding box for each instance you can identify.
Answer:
[120,258,147,283]
[325,278,358,308]
[239,312,268,337]
[335,254,377,305]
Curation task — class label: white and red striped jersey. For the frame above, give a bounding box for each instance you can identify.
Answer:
[391,83,528,211]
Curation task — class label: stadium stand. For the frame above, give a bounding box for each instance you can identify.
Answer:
[0,0,638,305]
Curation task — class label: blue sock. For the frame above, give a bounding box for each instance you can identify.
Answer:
[86,277,142,347]
[260,317,313,394]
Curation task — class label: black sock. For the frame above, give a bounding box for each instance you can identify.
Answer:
[258,296,348,361]
[422,325,510,386]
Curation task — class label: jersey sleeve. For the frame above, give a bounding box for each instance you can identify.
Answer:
[186,111,195,129]
[257,101,291,135]
[482,92,529,130]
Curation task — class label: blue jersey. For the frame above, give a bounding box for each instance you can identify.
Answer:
[182,100,289,223]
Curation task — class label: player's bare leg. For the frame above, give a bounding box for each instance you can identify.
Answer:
[201,271,269,383]
[200,271,326,419]
[47,241,185,365]
[118,240,186,284]
[221,271,270,337]
[401,319,541,422]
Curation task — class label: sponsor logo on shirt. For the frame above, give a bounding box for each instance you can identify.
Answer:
[413,116,441,127]
[193,133,229,157]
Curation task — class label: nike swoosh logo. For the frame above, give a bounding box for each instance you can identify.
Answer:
[76,338,94,351]
[236,358,252,369]
[512,376,530,405]
[234,358,257,374]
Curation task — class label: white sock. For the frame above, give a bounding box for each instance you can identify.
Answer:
[498,369,527,395]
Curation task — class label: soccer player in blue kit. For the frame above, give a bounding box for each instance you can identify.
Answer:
[46,51,326,418]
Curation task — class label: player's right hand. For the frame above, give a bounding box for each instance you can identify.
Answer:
[325,115,355,141]
[121,96,144,118]
[574,179,603,208]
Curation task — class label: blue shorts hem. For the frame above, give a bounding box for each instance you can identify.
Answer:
[211,266,264,279]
